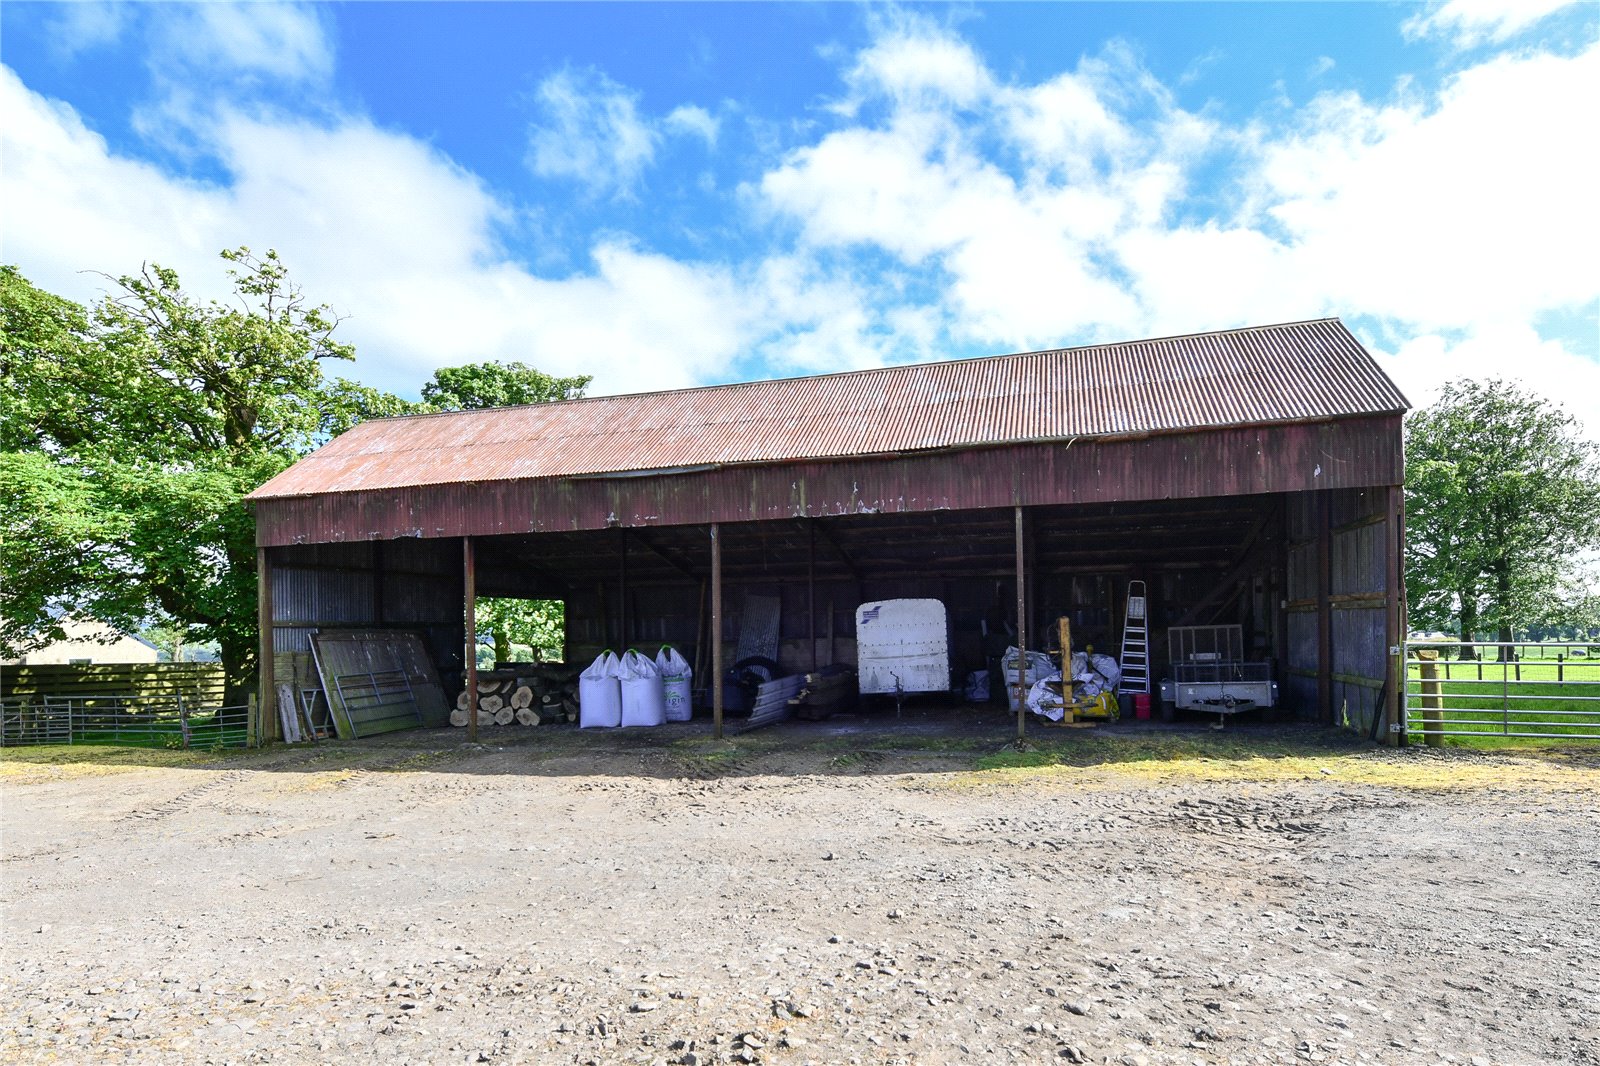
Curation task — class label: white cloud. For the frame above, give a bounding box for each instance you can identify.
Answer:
[1374,326,1600,436]
[526,68,658,195]
[1254,45,1600,334]
[1403,0,1580,47]
[152,1,334,84]
[846,24,994,109]
[0,66,898,398]
[46,1,129,58]
[664,104,719,147]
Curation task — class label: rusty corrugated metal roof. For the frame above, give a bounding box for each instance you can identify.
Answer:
[248,318,1408,501]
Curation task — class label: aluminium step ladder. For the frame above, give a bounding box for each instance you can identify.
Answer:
[1118,580,1151,696]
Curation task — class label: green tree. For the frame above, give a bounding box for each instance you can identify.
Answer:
[1,251,394,700]
[1405,379,1600,658]
[477,597,566,664]
[422,360,589,411]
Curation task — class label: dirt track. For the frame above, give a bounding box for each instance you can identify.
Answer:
[3,715,1598,1066]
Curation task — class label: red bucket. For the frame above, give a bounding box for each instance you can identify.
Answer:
[1133,693,1152,720]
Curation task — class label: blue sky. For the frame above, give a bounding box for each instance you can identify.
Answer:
[2,1,1597,427]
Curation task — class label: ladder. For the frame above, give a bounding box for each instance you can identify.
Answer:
[1119,580,1151,695]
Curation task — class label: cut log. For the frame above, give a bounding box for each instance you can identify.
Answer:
[515,706,537,726]
[511,685,534,709]
[450,707,470,728]
[493,706,515,726]
[455,691,470,711]
[476,679,502,696]
[480,694,505,713]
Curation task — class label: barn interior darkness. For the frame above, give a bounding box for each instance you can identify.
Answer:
[470,493,1293,709]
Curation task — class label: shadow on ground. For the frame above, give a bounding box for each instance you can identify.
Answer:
[8,702,1593,783]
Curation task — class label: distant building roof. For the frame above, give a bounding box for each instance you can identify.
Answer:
[249,318,1407,501]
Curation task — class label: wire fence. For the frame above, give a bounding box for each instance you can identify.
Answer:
[1404,641,1600,740]
[0,694,250,749]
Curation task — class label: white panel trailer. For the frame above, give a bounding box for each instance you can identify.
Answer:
[856,599,950,696]
[1168,624,1278,716]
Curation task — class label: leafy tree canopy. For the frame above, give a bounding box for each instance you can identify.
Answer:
[1405,378,1600,653]
[422,360,589,411]
[1,251,382,695]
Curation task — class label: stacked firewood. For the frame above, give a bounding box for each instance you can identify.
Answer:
[787,665,857,721]
[449,665,582,728]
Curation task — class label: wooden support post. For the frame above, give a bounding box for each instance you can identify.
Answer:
[618,530,629,651]
[692,578,708,688]
[1417,649,1443,748]
[1015,506,1028,742]
[1317,491,1333,726]
[464,537,478,743]
[711,524,724,741]
[1385,484,1405,745]
[256,546,274,746]
[808,523,818,673]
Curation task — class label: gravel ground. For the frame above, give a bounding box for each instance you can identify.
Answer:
[2,713,1598,1066]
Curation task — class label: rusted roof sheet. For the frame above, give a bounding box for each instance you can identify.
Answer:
[248,318,1407,501]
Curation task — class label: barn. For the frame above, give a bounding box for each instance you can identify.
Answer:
[245,318,1409,743]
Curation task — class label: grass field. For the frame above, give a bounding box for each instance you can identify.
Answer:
[1405,644,1600,740]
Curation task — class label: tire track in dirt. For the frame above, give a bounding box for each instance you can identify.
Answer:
[119,769,250,824]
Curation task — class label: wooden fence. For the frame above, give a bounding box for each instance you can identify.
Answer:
[0,662,227,707]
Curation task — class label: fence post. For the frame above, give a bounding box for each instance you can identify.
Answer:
[179,695,190,750]
[1558,654,1564,683]
[247,692,258,748]
[1502,660,1509,736]
[1417,649,1444,748]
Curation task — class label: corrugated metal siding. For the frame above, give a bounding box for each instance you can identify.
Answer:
[254,416,1402,546]
[250,319,1407,501]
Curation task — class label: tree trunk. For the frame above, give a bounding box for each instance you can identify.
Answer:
[1458,590,1479,660]
[1494,564,1514,662]
[218,628,255,708]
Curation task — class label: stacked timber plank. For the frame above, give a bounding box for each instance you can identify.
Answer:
[449,665,582,728]
[788,666,857,721]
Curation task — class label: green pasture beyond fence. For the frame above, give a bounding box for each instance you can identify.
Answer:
[1404,642,1600,740]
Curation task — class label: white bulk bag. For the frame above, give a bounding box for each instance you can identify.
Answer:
[618,649,666,727]
[579,651,622,728]
[656,645,693,722]
[1026,673,1067,721]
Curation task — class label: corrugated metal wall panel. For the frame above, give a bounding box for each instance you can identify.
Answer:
[254,417,1402,546]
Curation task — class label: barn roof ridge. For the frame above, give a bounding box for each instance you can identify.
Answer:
[249,317,1407,501]
[373,315,1354,423]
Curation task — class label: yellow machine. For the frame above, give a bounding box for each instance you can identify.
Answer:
[1049,617,1120,725]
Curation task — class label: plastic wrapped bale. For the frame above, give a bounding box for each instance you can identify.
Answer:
[656,645,693,722]
[1026,674,1067,721]
[579,651,623,728]
[1002,647,1055,710]
[618,649,666,727]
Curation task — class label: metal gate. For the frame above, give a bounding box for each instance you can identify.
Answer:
[1404,641,1600,740]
